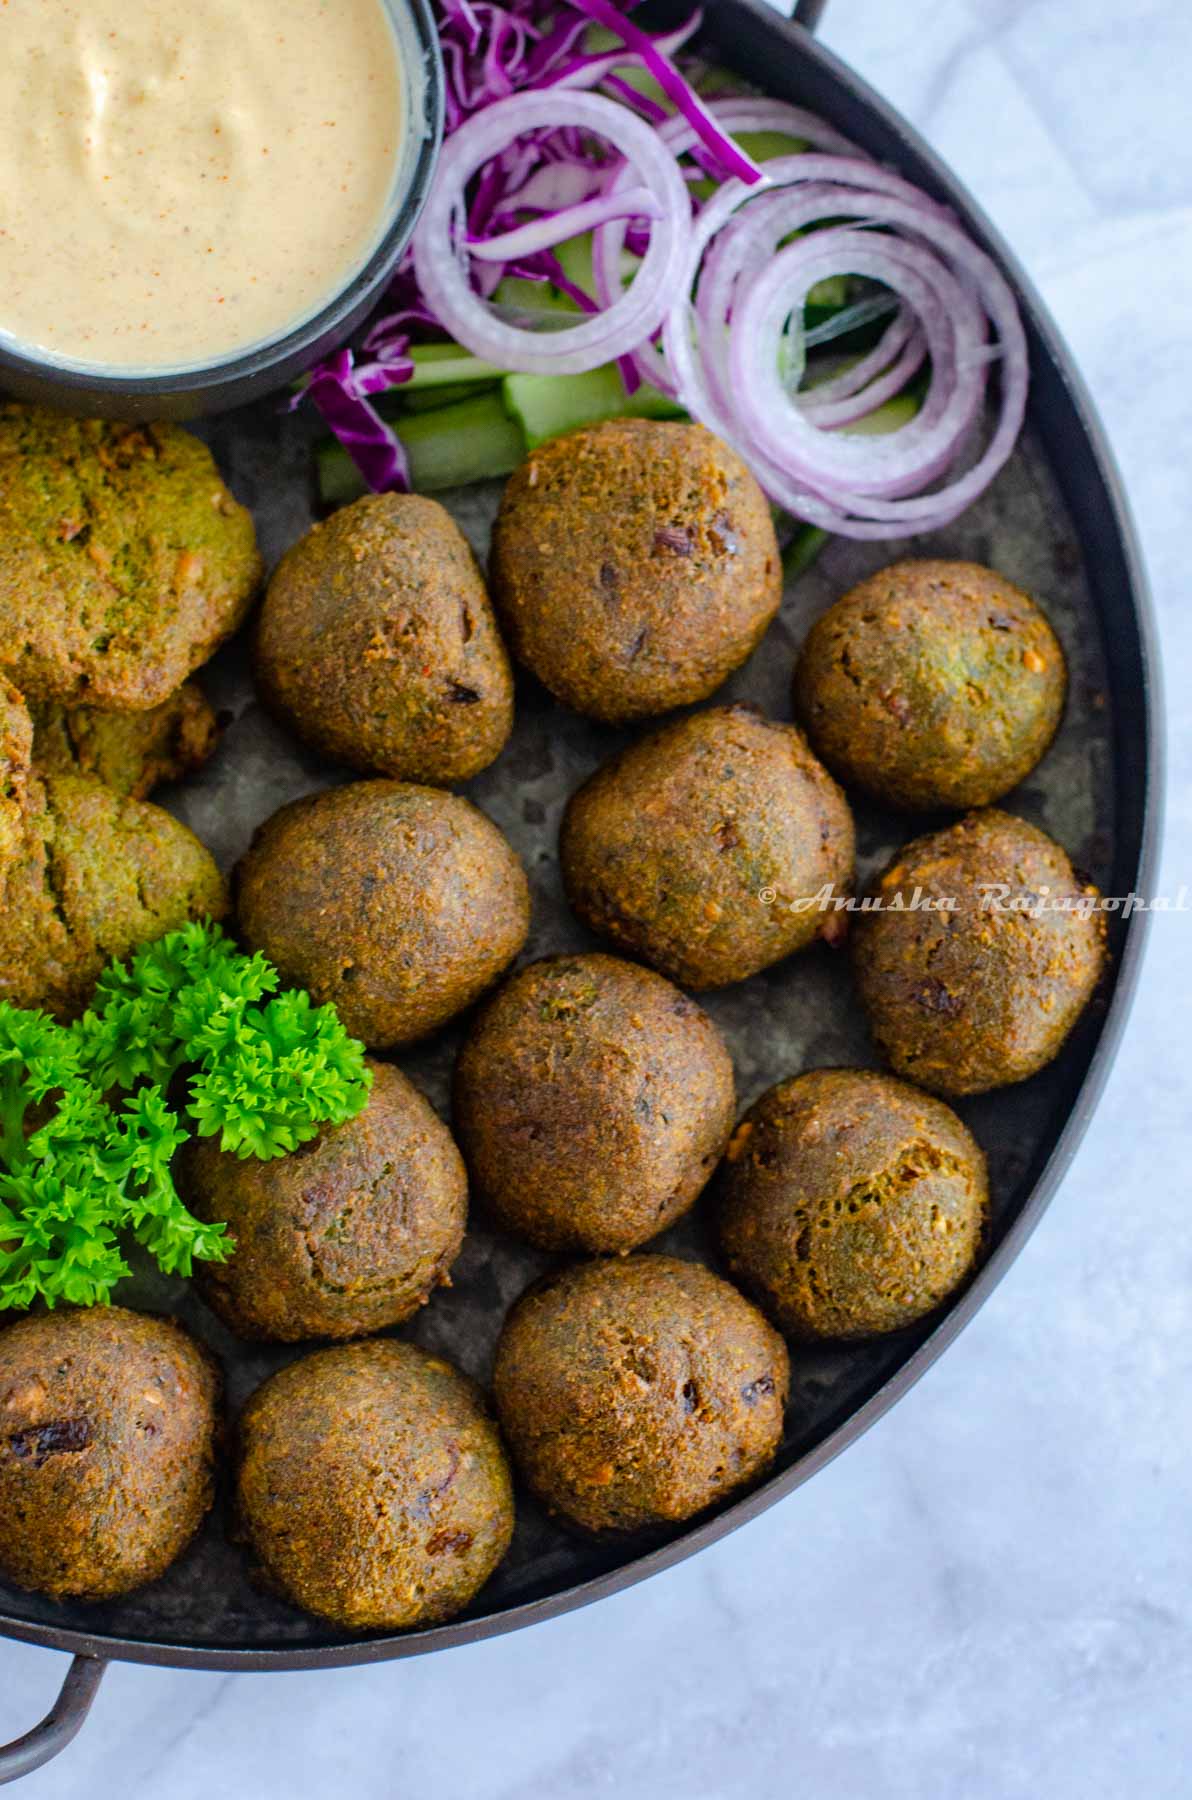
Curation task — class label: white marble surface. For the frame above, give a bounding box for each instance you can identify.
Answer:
[4,1,1191,1793]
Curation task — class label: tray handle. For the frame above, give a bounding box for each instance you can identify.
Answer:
[794,0,828,31]
[0,1655,107,1787]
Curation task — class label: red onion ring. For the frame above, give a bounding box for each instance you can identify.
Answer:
[466,185,663,262]
[413,91,691,375]
[661,155,1028,537]
[590,99,868,395]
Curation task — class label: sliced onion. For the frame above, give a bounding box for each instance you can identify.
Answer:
[657,95,862,159]
[660,154,1029,538]
[590,100,869,395]
[413,91,691,375]
[798,307,919,415]
[466,185,663,262]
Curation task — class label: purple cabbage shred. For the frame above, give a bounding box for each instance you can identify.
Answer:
[299,0,753,492]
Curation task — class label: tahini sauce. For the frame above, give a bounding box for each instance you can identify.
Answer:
[0,0,405,368]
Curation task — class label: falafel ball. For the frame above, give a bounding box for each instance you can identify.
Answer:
[560,705,854,989]
[0,772,228,1018]
[493,1255,789,1532]
[490,421,782,723]
[0,407,261,710]
[0,677,32,875]
[851,809,1106,1095]
[0,1306,220,1602]
[718,1068,988,1341]
[235,1339,514,1630]
[794,560,1067,811]
[454,954,735,1254]
[28,680,220,800]
[236,780,530,1050]
[256,494,514,784]
[183,1062,467,1342]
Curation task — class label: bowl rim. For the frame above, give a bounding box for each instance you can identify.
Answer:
[0,0,1163,1677]
[0,0,445,401]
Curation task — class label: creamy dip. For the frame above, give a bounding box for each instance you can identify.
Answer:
[0,0,406,369]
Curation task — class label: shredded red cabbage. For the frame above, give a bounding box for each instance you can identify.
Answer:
[298,6,1029,540]
[298,350,413,492]
[561,0,761,184]
[296,0,752,492]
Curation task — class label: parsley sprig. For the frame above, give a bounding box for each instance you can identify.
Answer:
[0,922,372,1311]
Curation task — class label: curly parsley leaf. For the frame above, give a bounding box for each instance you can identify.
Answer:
[1,922,369,1311]
[0,1006,228,1311]
[187,988,373,1159]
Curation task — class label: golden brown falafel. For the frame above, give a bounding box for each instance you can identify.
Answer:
[0,1306,219,1602]
[454,954,735,1254]
[236,780,530,1050]
[851,810,1106,1095]
[256,494,513,784]
[491,420,782,722]
[28,680,220,799]
[794,561,1067,811]
[184,1061,467,1342]
[0,772,227,1018]
[235,1339,514,1630]
[0,406,260,710]
[493,1255,789,1532]
[560,705,854,989]
[0,677,32,875]
[719,1068,988,1341]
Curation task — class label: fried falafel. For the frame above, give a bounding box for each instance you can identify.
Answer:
[184,1061,467,1342]
[0,406,260,710]
[560,705,854,989]
[851,809,1106,1095]
[236,780,530,1050]
[28,680,219,799]
[235,1339,514,1630]
[256,494,513,784]
[794,560,1066,811]
[491,421,782,722]
[0,772,227,1018]
[493,1255,789,1532]
[719,1068,988,1341]
[454,954,735,1253]
[0,677,31,875]
[0,1306,219,1601]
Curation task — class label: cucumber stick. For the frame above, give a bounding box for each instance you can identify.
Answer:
[317,391,524,505]
[503,365,684,449]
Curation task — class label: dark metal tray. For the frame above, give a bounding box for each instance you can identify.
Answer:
[0,0,1161,1779]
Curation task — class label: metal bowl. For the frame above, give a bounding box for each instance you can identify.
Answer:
[0,0,444,423]
[0,0,1161,1780]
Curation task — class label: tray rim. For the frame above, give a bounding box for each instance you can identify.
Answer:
[0,0,1164,1676]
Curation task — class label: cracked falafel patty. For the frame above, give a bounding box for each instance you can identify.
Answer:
[718,1068,988,1342]
[851,809,1106,1095]
[493,1255,789,1533]
[560,705,854,989]
[184,1061,467,1342]
[490,420,782,723]
[28,680,220,800]
[454,954,735,1254]
[0,677,32,875]
[0,1306,220,1602]
[256,493,513,784]
[0,772,228,1018]
[235,1339,514,1631]
[236,780,530,1050]
[0,406,261,710]
[794,560,1067,812]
